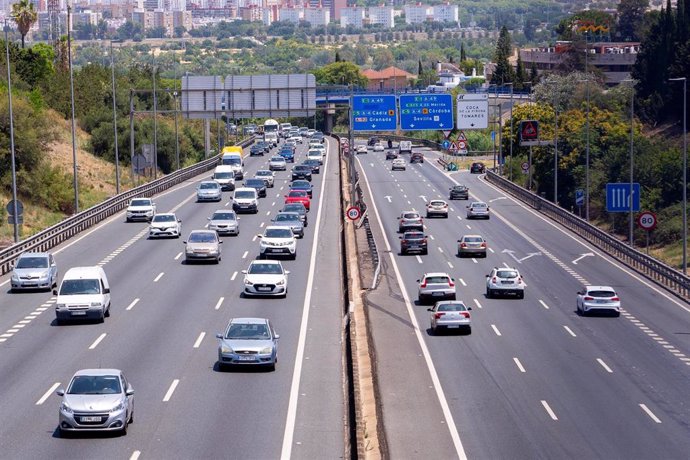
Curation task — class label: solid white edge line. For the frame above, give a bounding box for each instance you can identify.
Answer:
[597,358,613,373]
[513,357,526,373]
[214,297,225,310]
[193,332,206,349]
[541,400,558,420]
[36,382,61,405]
[88,333,107,350]
[129,451,141,460]
[351,155,468,460]
[162,379,179,402]
[280,137,332,460]
[126,298,140,311]
[491,324,502,336]
[639,403,662,423]
[563,325,577,337]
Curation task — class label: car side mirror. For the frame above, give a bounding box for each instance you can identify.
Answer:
[285,270,290,275]
[256,234,263,238]
[457,240,461,242]
[416,279,420,283]
[53,289,58,295]
[467,306,472,310]
[399,236,403,239]
[241,270,247,274]
[274,334,280,340]
[183,241,187,244]
[451,278,455,281]
[126,386,134,396]
[219,240,223,244]
[215,333,223,339]
[427,308,433,312]
[56,388,65,396]
[103,288,110,294]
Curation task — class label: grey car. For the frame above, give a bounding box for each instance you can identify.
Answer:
[457,234,487,257]
[398,211,424,233]
[184,230,222,263]
[428,301,472,335]
[269,156,287,171]
[466,201,490,219]
[208,210,240,236]
[197,181,222,202]
[57,368,134,436]
[254,170,275,187]
[11,252,58,292]
[272,211,305,238]
[281,203,309,227]
[216,317,280,371]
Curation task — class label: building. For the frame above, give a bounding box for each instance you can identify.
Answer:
[72,10,102,27]
[153,9,174,36]
[132,9,155,30]
[404,3,431,24]
[362,66,416,91]
[308,0,345,20]
[432,2,457,24]
[278,6,303,23]
[303,5,329,26]
[519,41,641,85]
[172,9,192,31]
[368,5,394,29]
[340,6,364,28]
[238,4,262,21]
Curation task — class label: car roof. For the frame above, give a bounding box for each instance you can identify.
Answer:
[63,266,105,278]
[153,213,176,218]
[265,225,293,232]
[424,272,451,278]
[229,317,269,325]
[18,252,50,258]
[584,285,616,291]
[131,197,151,202]
[189,230,217,237]
[234,187,256,193]
[256,169,272,174]
[200,180,219,185]
[212,210,236,216]
[73,368,122,376]
[462,234,483,239]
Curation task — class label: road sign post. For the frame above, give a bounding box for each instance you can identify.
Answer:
[346,206,361,221]
[606,183,640,213]
[638,211,657,255]
[399,94,453,131]
[456,94,488,129]
[352,95,397,131]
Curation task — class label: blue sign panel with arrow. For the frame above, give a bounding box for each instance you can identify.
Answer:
[351,95,397,131]
[399,94,453,131]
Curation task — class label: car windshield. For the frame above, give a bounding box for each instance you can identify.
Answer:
[212,212,235,221]
[245,180,263,187]
[256,171,271,176]
[214,172,233,179]
[308,151,320,155]
[295,166,310,171]
[425,276,450,284]
[226,323,270,340]
[189,232,217,243]
[270,157,285,162]
[235,191,255,199]
[248,263,283,275]
[275,213,300,222]
[405,233,424,239]
[16,256,48,269]
[152,215,176,223]
[403,213,420,219]
[288,191,307,197]
[60,279,100,295]
[464,237,483,243]
[199,183,219,189]
[588,290,616,298]
[265,228,294,238]
[68,375,122,395]
[496,270,518,279]
[438,303,466,312]
[222,158,241,165]
[130,199,150,207]
[283,204,305,213]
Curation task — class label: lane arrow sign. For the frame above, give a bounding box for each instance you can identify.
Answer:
[572,252,594,265]
[419,195,427,202]
[385,196,392,203]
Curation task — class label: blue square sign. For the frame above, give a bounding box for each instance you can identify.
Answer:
[352,95,397,131]
[399,94,453,131]
[606,183,640,212]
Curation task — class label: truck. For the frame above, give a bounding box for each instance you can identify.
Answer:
[264,119,279,135]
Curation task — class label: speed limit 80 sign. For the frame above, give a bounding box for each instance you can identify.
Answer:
[637,211,657,231]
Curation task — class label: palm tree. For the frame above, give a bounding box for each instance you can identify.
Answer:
[11,0,38,48]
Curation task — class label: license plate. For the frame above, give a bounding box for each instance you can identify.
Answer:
[270,249,282,253]
[257,287,272,291]
[597,300,608,303]
[238,356,256,361]
[81,416,101,422]
[432,292,444,296]
[501,281,513,284]
[23,283,37,287]
[71,311,87,316]
[447,325,460,329]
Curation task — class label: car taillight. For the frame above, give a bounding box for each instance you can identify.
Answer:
[460,243,467,248]
[518,277,523,283]
[434,312,445,319]
[492,277,497,283]
[448,280,455,287]
[611,296,620,301]
[443,204,448,208]
[584,296,594,301]
[460,312,470,318]
[420,280,427,288]
[422,238,427,243]
[480,243,486,248]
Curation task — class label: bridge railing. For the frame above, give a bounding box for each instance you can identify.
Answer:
[0,137,255,277]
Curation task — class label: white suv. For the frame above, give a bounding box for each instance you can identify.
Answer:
[417,272,456,304]
[126,198,156,222]
[486,267,525,299]
[258,226,297,259]
[232,188,259,214]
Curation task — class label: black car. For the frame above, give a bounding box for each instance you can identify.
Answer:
[410,152,424,163]
[302,159,321,174]
[250,144,265,156]
[399,231,428,255]
[256,140,270,152]
[244,178,267,198]
[368,136,381,146]
[282,203,308,226]
[386,151,398,160]
[470,162,486,174]
[292,165,313,182]
[290,179,313,198]
[449,184,469,200]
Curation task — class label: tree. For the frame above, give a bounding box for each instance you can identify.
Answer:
[617,0,649,41]
[312,61,368,88]
[11,0,38,48]
[418,59,423,75]
[174,26,186,38]
[335,51,341,62]
[491,26,515,84]
[514,54,527,90]
[460,42,466,62]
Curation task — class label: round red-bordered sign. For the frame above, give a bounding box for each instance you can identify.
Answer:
[346,206,361,220]
[637,211,657,231]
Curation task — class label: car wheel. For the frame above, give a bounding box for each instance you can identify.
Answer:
[465,326,472,335]
[129,410,134,423]
[486,288,492,298]
[450,294,457,301]
[430,325,437,335]
[423,249,428,255]
[99,311,105,323]
[120,422,128,436]
[104,305,110,317]
[291,252,297,260]
[426,214,430,218]
[444,214,448,218]
[518,291,524,299]
[59,428,71,438]
[614,311,621,317]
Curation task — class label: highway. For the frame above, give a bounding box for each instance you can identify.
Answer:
[0,138,346,459]
[355,143,690,459]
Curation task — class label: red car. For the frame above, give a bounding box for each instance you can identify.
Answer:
[284,190,311,211]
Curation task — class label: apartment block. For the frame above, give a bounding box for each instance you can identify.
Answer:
[432,3,457,24]
[404,3,431,24]
[303,6,329,26]
[238,4,262,21]
[368,5,394,28]
[340,7,364,28]
[278,6,303,23]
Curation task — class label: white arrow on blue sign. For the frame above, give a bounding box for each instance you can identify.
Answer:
[575,189,584,206]
[606,183,640,212]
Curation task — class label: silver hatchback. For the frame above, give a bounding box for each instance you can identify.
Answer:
[11,252,58,292]
[184,230,222,263]
[197,181,222,202]
[428,301,472,335]
[208,210,240,236]
[217,317,280,371]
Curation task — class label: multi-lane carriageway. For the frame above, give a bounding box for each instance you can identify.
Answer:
[1,135,690,459]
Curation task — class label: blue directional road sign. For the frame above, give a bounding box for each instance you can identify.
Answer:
[352,95,397,131]
[399,94,453,131]
[575,189,585,206]
[441,139,451,149]
[606,183,640,212]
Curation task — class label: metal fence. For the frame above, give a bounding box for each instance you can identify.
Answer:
[0,137,255,277]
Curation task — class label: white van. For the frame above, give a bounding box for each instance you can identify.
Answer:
[399,140,412,154]
[280,123,292,137]
[54,266,111,324]
[232,187,259,214]
[264,132,278,147]
[221,152,244,179]
[212,165,236,191]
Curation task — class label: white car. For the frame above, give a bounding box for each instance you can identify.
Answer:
[311,144,326,154]
[126,197,156,222]
[196,181,222,202]
[287,135,303,144]
[417,272,456,304]
[307,150,324,164]
[356,145,368,154]
[242,260,290,297]
[429,301,472,335]
[486,267,525,299]
[426,199,449,218]
[269,156,287,171]
[392,159,406,171]
[254,170,275,188]
[576,286,621,316]
[148,213,182,238]
[466,201,490,219]
[373,142,385,152]
[258,226,297,259]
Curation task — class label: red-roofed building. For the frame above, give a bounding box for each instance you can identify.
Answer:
[362,66,416,91]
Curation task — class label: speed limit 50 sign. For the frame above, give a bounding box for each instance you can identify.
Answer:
[637,211,657,231]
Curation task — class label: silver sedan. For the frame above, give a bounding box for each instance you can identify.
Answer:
[217,317,280,371]
[184,230,222,263]
[428,301,472,335]
[208,210,240,236]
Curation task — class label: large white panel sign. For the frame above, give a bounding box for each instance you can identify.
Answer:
[456,93,489,130]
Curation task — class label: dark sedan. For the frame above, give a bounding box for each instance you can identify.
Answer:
[290,179,313,198]
[302,159,321,174]
[244,178,267,198]
[291,165,313,182]
[399,231,428,255]
[470,162,486,174]
[449,184,469,200]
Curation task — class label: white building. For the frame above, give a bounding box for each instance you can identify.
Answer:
[404,4,431,24]
[340,7,364,28]
[279,6,303,23]
[368,5,394,29]
[432,3,458,24]
[304,6,330,26]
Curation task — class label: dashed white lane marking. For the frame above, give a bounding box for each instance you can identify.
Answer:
[407,200,411,204]
[154,272,165,282]
[36,382,61,405]
[175,251,183,260]
[597,358,613,373]
[491,324,502,336]
[242,251,249,259]
[471,258,478,264]
[513,357,526,373]
[416,255,423,264]
[231,271,238,281]
[502,262,510,269]
[447,261,454,269]
[639,404,662,423]
[563,326,577,337]
[458,278,466,287]
[456,216,462,221]
[130,451,141,460]
[465,224,472,229]
[126,298,140,311]
[163,379,180,402]
[272,201,276,206]
[539,300,550,310]
[214,297,225,310]
[428,234,435,240]
[89,333,107,350]
[473,299,483,309]
[488,247,495,253]
[193,332,206,349]
[266,211,271,216]
[438,247,444,253]
[260,222,265,228]
[541,400,558,420]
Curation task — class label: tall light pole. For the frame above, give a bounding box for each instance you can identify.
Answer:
[546,80,559,203]
[584,33,591,221]
[67,4,79,213]
[507,82,513,179]
[173,55,180,171]
[5,20,19,242]
[110,40,121,194]
[152,51,158,179]
[623,79,636,247]
[670,77,687,273]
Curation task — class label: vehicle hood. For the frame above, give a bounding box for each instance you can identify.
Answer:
[57,293,104,304]
[220,338,275,352]
[261,237,295,246]
[150,221,178,229]
[63,394,123,412]
[186,242,219,251]
[13,268,50,279]
[198,189,220,194]
[209,219,237,227]
[273,221,303,231]
[245,273,287,284]
[128,205,153,211]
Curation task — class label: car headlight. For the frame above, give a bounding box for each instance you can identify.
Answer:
[220,344,234,354]
[259,346,273,354]
[90,302,102,307]
[111,400,125,412]
[276,279,285,286]
[11,274,18,281]
[244,278,253,286]
[60,402,73,414]
[56,303,66,309]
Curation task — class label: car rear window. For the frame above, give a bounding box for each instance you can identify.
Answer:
[403,213,420,219]
[405,232,424,239]
[438,303,466,312]
[289,191,307,197]
[430,201,445,206]
[496,270,518,279]
[425,276,450,284]
[588,290,616,298]
[464,237,483,243]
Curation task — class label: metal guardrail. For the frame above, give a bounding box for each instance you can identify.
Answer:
[0,137,255,277]
[485,170,690,299]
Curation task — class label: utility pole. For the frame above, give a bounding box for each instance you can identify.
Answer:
[173,52,180,171]
[67,4,79,213]
[110,40,120,194]
[5,20,19,242]
[152,52,158,179]
[623,79,636,247]
[670,77,687,273]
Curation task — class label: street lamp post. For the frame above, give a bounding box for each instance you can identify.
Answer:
[623,79,636,247]
[584,33,591,221]
[67,4,79,213]
[152,52,158,179]
[110,40,121,194]
[545,80,559,203]
[5,21,19,242]
[507,82,514,179]
[670,77,687,273]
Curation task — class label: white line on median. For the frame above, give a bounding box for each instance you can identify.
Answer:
[89,333,107,350]
[214,297,225,310]
[541,400,558,420]
[154,272,164,282]
[597,358,613,373]
[466,224,472,229]
[639,404,662,423]
[563,326,577,337]
[539,300,550,309]
[491,324,502,336]
[193,332,206,349]
[163,379,180,402]
[36,382,61,405]
[513,357,526,373]
[126,298,140,311]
